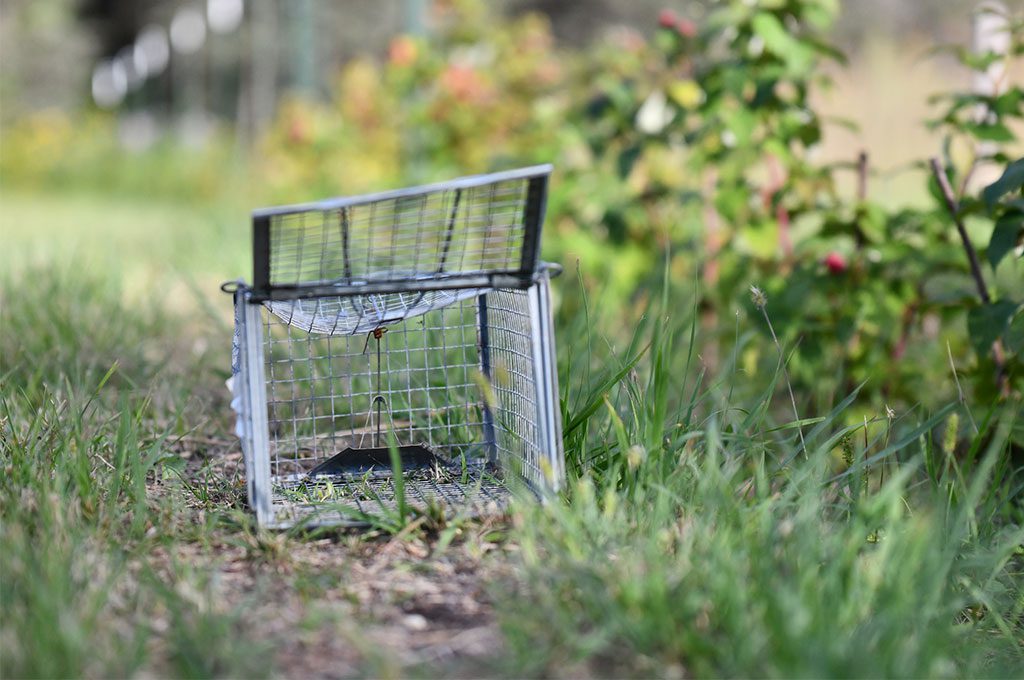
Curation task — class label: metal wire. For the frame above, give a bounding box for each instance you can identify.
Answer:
[232,168,561,527]
[263,286,490,336]
[483,289,545,487]
[255,285,550,522]
[262,297,491,480]
[266,179,528,295]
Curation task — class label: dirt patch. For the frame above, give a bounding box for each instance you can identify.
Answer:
[148,439,513,678]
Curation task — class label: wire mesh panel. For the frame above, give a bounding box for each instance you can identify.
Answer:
[229,166,562,528]
[263,287,489,336]
[483,288,545,486]
[251,166,550,303]
[262,297,490,480]
[263,181,523,282]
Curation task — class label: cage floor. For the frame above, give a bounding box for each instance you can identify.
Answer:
[267,464,511,528]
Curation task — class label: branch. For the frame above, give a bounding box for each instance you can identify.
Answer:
[929,157,1008,396]
[929,158,991,304]
[856,150,868,202]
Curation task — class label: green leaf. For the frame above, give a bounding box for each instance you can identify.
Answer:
[831,403,958,483]
[1006,313,1024,355]
[751,12,815,73]
[563,343,649,437]
[992,88,1023,116]
[983,157,1024,209]
[857,203,887,244]
[617,145,641,180]
[964,121,1016,143]
[958,48,1004,72]
[737,220,780,259]
[723,107,756,145]
[922,272,978,304]
[803,0,839,30]
[967,300,1019,357]
[988,212,1023,268]
[804,36,846,64]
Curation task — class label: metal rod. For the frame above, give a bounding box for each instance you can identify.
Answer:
[340,206,352,281]
[375,332,382,447]
[436,188,462,274]
[477,294,498,462]
[251,271,543,302]
[251,165,553,219]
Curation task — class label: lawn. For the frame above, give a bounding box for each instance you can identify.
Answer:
[1,190,522,677]
[2,188,1022,678]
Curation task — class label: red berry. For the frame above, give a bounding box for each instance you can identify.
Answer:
[824,251,847,274]
[658,9,678,29]
[676,18,697,38]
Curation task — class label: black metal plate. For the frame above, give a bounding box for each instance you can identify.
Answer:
[306,444,443,477]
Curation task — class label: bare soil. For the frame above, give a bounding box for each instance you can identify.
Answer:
[149,437,513,678]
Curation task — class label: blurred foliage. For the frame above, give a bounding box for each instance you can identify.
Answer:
[1,0,1021,420]
[0,108,244,202]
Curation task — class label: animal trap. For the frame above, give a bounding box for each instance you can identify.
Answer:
[226,166,563,528]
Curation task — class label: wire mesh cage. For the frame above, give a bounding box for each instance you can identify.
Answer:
[226,165,563,528]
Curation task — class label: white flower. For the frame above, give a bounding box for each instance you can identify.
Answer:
[636,90,673,135]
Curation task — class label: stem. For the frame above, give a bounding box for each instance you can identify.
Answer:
[854,150,869,248]
[759,307,807,454]
[856,151,868,202]
[929,157,1008,396]
[929,158,991,304]
[890,302,917,361]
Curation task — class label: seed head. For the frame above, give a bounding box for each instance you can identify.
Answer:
[749,285,767,309]
[626,445,646,470]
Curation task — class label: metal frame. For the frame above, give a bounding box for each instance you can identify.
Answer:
[251,164,553,303]
[529,272,564,488]
[229,166,563,528]
[252,270,546,303]
[477,293,498,463]
[234,288,273,524]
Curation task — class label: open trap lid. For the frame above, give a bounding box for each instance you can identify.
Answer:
[263,280,489,336]
[249,166,551,325]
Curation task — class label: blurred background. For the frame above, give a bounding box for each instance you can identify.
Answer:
[0,0,997,188]
[1,0,1021,413]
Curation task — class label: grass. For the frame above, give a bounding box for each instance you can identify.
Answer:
[2,188,1023,677]
[494,271,1023,676]
[502,353,1024,676]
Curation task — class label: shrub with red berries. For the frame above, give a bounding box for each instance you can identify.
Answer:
[657,8,696,39]
[824,252,847,274]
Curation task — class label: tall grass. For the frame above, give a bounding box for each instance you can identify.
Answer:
[0,269,273,678]
[497,287,1024,677]
[1,206,1021,676]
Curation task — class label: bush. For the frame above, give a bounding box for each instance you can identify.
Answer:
[1,0,1021,420]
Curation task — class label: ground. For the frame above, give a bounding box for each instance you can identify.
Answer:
[4,189,1022,678]
[170,445,511,678]
[0,190,527,678]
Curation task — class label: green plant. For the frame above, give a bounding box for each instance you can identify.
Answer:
[499,286,1024,677]
[917,4,1023,405]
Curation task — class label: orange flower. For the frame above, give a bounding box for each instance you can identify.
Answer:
[440,64,491,103]
[388,35,417,67]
